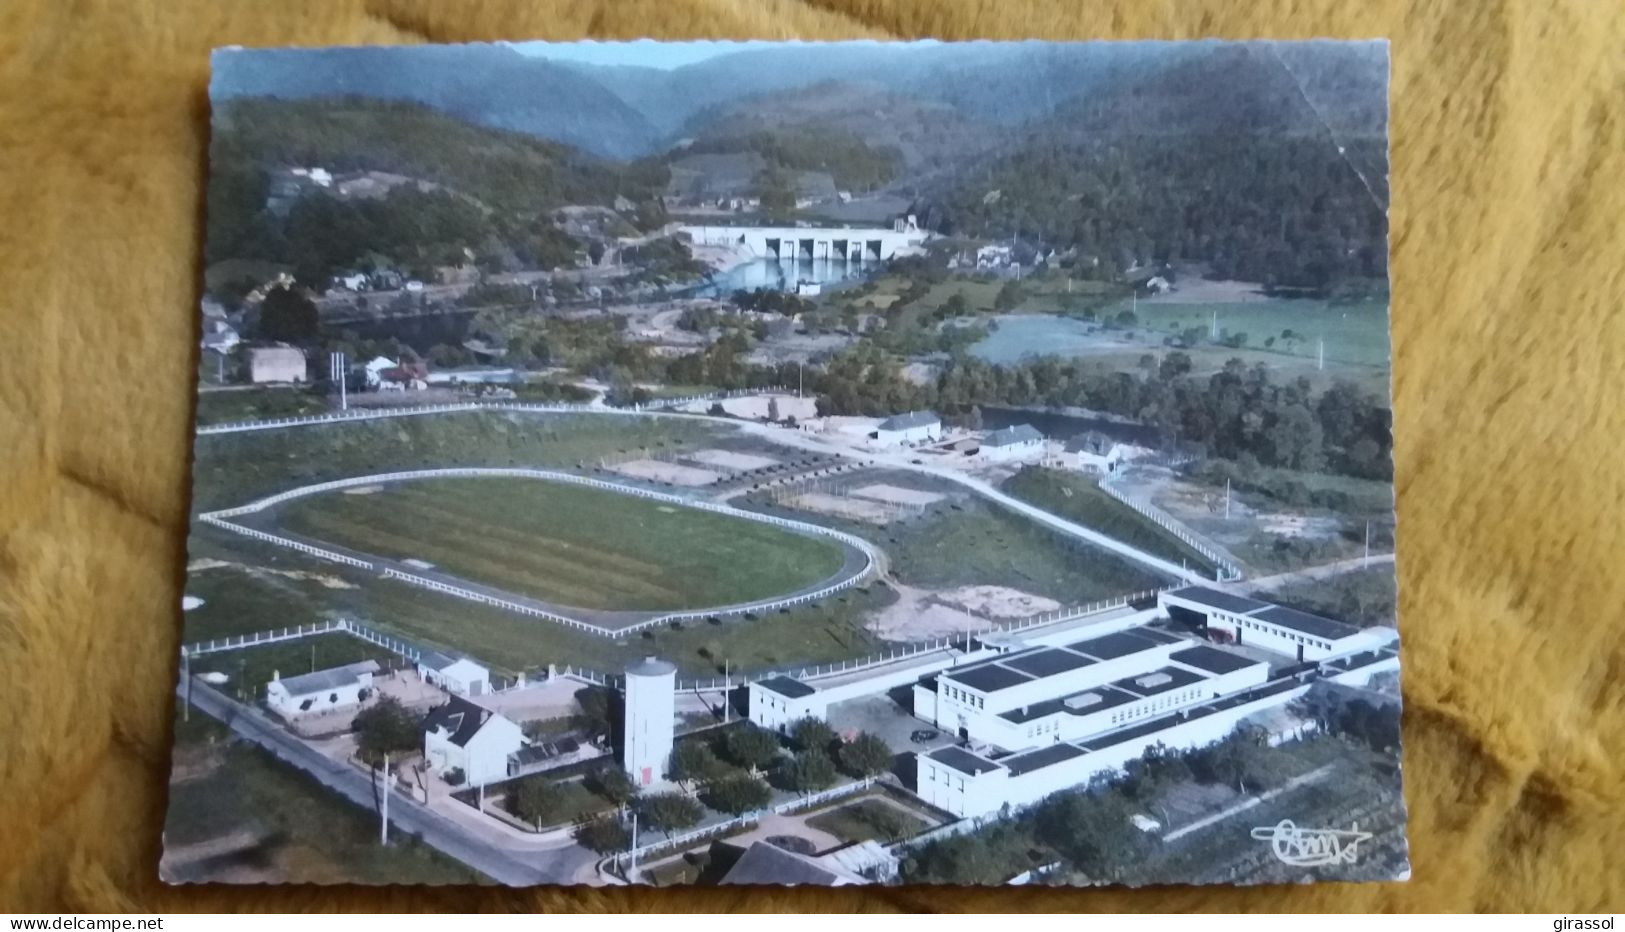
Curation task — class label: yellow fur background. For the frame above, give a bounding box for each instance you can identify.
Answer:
[2,0,1623,913]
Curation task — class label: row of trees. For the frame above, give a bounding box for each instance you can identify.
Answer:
[810,346,1393,480]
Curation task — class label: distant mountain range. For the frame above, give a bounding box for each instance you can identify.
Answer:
[211,40,1389,163]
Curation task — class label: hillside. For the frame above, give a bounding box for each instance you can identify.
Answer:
[675,80,995,184]
[211,44,663,159]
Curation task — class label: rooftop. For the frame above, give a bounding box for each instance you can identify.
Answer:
[627,656,677,678]
[756,676,816,700]
[983,424,1044,448]
[1111,664,1207,698]
[718,841,854,886]
[1003,648,1096,679]
[1170,645,1263,675]
[943,662,1034,694]
[1164,586,1269,615]
[997,685,1139,724]
[927,746,1005,777]
[274,660,379,697]
[1066,629,1168,661]
[877,410,940,431]
[422,695,493,748]
[1251,605,1360,641]
[1002,742,1088,776]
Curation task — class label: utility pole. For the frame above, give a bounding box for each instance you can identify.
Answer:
[380,753,391,845]
[627,811,640,884]
[1364,520,1372,564]
[181,648,191,723]
[797,362,803,399]
[1318,338,1325,371]
[1211,309,1218,341]
[1225,478,1231,520]
[723,659,731,724]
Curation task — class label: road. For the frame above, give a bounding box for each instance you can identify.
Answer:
[180,678,598,886]
[1223,553,1395,594]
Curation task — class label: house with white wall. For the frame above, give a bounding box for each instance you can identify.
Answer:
[417,651,492,697]
[422,695,525,786]
[1159,586,1388,662]
[1063,431,1135,474]
[265,660,379,720]
[248,345,307,384]
[978,424,1045,463]
[748,676,829,733]
[872,411,941,447]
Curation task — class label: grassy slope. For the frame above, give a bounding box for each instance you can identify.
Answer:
[1003,467,1219,575]
[188,633,402,695]
[876,496,1165,603]
[191,411,723,510]
[277,476,846,611]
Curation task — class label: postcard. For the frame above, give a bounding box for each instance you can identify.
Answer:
[166,38,1405,887]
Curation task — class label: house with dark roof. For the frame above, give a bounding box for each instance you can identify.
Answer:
[978,424,1046,463]
[422,695,525,786]
[872,410,941,447]
[715,840,865,886]
[748,676,827,733]
[265,660,380,720]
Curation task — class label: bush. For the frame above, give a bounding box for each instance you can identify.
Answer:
[701,774,772,815]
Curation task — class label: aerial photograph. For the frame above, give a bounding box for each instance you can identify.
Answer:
[165,39,1406,888]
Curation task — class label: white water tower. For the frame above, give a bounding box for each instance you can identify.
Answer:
[622,656,677,787]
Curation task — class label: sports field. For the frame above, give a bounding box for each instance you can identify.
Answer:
[274,476,848,612]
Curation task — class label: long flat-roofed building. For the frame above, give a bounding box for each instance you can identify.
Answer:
[1159,586,1390,661]
[748,675,828,732]
[914,628,1269,753]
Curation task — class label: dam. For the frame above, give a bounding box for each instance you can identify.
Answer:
[678,220,929,263]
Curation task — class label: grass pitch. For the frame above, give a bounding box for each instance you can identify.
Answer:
[275,476,848,612]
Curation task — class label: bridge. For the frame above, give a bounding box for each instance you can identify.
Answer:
[677,222,929,262]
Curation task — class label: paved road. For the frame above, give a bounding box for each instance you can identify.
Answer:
[180,679,596,886]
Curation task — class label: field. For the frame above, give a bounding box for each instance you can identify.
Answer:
[749,479,1168,605]
[272,475,847,612]
[195,387,331,425]
[163,714,483,884]
[182,524,888,678]
[1257,566,1399,626]
[1001,467,1220,576]
[1130,299,1392,368]
[190,410,725,510]
[803,797,931,845]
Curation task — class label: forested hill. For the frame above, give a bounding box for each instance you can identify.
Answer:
[210,98,667,212]
[917,44,1389,292]
[204,98,670,279]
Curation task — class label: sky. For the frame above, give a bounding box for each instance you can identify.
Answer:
[510,39,942,70]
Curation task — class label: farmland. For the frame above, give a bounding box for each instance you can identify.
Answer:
[1001,467,1220,576]
[273,475,848,612]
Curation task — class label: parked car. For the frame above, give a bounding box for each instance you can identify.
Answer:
[910,729,939,743]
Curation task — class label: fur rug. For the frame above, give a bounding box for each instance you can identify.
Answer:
[2,0,1623,914]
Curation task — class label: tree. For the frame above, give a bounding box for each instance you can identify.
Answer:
[586,766,638,807]
[669,740,726,788]
[572,686,615,743]
[722,725,784,772]
[574,816,631,854]
[966,404,984,431]
[994,279,1023,312]
[767,397,781,422]
[1034,790,1144,881]
[637,792,703,836]
[789,717,837,755]
[509,776,566,827]
[942,292,970,317]
[352,696,420,766]
[784,750,838,793]
[837,732,894,778]
[257,286,319,344]
[701,774,772,815]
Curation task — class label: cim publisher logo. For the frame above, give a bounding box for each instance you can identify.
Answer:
[1250,819,1373,867]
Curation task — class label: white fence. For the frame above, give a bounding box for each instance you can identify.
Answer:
[195,388,790,436]
[1098,478,1242,582]
[180,618,350,657]
[198,466,880,639]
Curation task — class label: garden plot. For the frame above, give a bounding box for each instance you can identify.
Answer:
[686,448,782,472]
[790,492,900,524]
[609,459,723,486]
